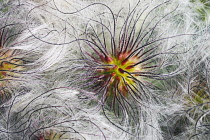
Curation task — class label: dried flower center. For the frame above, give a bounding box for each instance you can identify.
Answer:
[99,51,141,97]
[35,130,67,140]
[0,50,22,85]
[185,81,210,110]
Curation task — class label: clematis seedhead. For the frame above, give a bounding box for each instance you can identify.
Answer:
[56,0,189,123]
[0,25,24,103]
[32,129,67,140]
[97,49,144,97]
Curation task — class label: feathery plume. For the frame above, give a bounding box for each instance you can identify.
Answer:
[43,0,195,138]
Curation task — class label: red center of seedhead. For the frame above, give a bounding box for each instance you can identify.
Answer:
[98,51,141,97]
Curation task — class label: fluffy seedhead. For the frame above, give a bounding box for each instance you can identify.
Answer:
[31,129,68,140]
[62,0,186,118]
[184,63,210,139]
[42,1,194,138]
[0,23,25,103]
[0,0,72,104]
[162,56,210,140]
[0,88,126,140]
